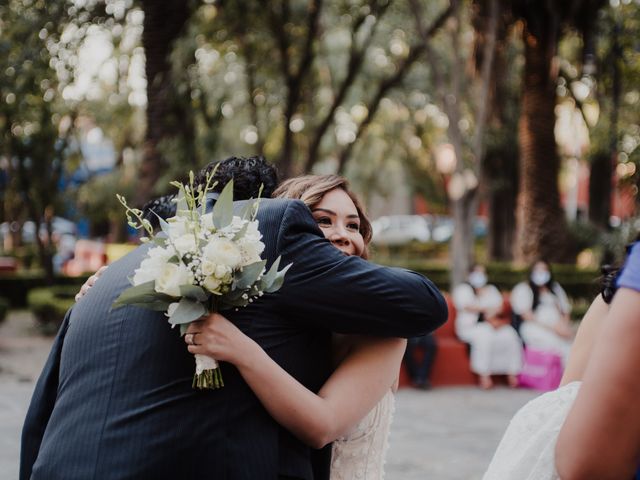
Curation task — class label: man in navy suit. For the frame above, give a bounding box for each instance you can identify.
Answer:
[21,156,447,480]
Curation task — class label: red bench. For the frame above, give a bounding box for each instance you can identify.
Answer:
[399,294,476,387]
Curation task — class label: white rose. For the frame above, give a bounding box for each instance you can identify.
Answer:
[173,234,197,257]
[200,213,215,231]
[244,221,262,243]
[220,216,245,236]
[132,246,173,285]
[238,238,265,266]
[167,217,189,238]
[155,263,194,297]
[202,237,242,270]
[201,259,216,276]
[203,275,222,294]
[214,264,231,279]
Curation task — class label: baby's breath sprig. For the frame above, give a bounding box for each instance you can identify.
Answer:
[116,194,154,239]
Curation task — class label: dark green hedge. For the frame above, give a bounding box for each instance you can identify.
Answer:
[374,259,601,302]
[0,273,88,307]
[27,286,78,333]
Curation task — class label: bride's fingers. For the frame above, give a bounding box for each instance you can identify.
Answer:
[186,322,203,334]
[75,284,90,301]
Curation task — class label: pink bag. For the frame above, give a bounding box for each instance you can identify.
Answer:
[517,347,563,391]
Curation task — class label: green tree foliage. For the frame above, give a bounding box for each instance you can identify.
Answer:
[0,0,78,281]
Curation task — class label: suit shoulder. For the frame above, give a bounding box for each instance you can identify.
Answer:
[257,198,306,215]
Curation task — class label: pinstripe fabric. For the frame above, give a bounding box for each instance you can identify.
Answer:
[21,198,448,480]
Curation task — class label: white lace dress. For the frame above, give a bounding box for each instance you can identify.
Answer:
[482,381,581,480]
[330,389,395,480]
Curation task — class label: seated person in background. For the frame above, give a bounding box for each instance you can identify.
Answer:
[403,334,437,390]
[452,265,523,389]
[510,260,573,365]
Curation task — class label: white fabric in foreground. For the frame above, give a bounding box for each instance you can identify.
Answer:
[482,381,581,480]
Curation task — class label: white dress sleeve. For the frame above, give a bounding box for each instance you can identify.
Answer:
[481,285,504,312]
[551,283,571,315]
[510,282,533,314]
[452,283,476,311]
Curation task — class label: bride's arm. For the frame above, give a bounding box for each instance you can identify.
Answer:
[186,314,406,449]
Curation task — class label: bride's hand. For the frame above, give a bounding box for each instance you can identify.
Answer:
[185,313,256,366]
[74,266,108,301]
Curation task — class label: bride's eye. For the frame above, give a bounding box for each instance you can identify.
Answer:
[315,217,332,227]
[347,222,360,231]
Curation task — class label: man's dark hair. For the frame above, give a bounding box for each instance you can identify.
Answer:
[142,156,278,231]
[141,194,177,231]
[195,155,279,199]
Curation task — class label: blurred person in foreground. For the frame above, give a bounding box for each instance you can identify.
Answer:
[482,246,633,480]
[556,239,640,480]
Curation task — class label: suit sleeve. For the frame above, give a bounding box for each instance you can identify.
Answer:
[20,308,72,480]
[273,201,447,337]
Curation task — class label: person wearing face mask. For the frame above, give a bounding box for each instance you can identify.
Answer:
[510,260,573,365]
[452,265,523,389]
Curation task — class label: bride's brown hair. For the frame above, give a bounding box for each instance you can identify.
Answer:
[273,174,373,259]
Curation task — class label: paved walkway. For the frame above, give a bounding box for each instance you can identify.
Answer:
[0,311,539,480]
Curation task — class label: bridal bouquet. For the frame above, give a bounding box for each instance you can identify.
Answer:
[112,171,290,390]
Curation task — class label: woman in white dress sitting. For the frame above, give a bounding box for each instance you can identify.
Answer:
[452,265,523,389]
[510,260,573,364]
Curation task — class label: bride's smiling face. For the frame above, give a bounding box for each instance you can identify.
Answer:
[311,188,365,258]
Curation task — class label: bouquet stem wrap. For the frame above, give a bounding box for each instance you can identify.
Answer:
[193,354,224,389]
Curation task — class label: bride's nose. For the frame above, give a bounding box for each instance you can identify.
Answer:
[329,226,350,246]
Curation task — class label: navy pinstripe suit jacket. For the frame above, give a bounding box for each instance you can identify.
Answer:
[21,198,447,480]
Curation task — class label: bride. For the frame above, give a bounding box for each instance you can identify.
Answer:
[482,261,623,480]
[185,174,404,480]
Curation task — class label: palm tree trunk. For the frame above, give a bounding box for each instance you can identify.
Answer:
[136,0,191,206]
[515,24,571,263]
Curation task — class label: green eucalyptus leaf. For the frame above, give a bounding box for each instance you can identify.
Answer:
[264,262,292,293]
[234,260,266,290]
[262,257,281,285]
[167,298,206,326]
[112,281,171,309]
[212,180,234,229]
[239,199,258,220]
[232,222,249,241]
[179,285,209,302]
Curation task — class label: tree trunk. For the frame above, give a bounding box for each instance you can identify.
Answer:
[588,150,613,229]
[485,148,518,260]
[589,17,620,230]
[136,0,191,206]
[515,24,572,263]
